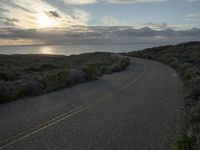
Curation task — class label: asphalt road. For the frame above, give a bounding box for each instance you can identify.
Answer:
[0,57,184,150]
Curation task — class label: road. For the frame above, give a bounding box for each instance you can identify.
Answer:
[0,57,184,150]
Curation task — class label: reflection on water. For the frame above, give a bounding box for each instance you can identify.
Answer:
[39,46,55,54]
[0,43,173,55]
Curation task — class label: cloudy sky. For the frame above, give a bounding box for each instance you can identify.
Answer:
[0,0,200,45]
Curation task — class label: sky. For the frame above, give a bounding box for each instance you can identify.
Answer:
[0,0,200,45]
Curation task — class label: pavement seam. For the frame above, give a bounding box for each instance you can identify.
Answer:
[0,60,147,150]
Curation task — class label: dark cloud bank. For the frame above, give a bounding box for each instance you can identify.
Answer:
[0,26,200,45]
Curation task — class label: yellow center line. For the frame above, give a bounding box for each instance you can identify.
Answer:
[0,60,147,150]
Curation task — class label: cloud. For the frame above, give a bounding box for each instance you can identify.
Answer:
[187,13,200,18]
[185,13,200,22]
[62,0,97,4]
[0,17,19,26]
[101,16,127,26]
[0,0,91,29]
[0,8,9,12]
[186,0,200,2]
[45,11,61,18]
[0,26,199,45]
[109,0,166,4]
[142,22,170,30]
[140,22,188,30]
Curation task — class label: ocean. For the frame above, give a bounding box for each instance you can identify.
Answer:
[0,43,173,55]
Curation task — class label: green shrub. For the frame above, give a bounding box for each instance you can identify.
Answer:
[40,70,73,91]
[175,132,193,150]
[0,53,130,102]
[0,81,24,102]
[83,64,102,80]
[23,67,42,73]
[105,57,130,73]
[39,64,57,70]
[191,102,200,136]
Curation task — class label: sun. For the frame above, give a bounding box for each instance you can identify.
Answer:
[37,13,54,28]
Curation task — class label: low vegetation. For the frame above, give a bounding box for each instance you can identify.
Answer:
[0,52,129,103]
[175,131,193,150]
[124,42,200,150]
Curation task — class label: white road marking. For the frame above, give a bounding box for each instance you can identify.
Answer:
[0,60,147,150]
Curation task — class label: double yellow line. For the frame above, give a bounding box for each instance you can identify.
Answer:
[0,61,147,150]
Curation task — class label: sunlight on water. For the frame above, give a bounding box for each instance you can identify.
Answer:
[39,46,55,54]
[0,43,174,55]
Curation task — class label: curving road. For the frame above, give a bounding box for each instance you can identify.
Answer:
[0,57,183,150]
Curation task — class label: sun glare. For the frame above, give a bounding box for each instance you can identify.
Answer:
[39,46,55,54]
[37,13,54,28]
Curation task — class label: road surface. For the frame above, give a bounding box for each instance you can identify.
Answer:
[0,57,184,150]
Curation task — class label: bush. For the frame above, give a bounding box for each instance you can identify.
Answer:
[69,68,85,83]
[39,64,57,70]
[175,132,193,150]
[105,57,130,73]
[0,53,130,103]
[40,70,73,91]
[83,64,102,80]
[191,102,200,134]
